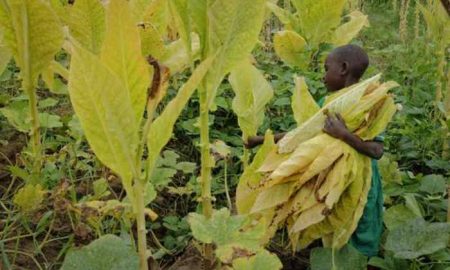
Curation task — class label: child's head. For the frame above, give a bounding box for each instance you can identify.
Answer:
[323,44,369,92]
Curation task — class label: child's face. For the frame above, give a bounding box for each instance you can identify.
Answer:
[323,54,346,92]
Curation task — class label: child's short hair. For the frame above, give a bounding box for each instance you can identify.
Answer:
[332,44,369,79]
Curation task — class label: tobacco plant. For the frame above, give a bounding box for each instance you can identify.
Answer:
[0,0,67,210]
[63,0,214,268]
[267,0,369,70]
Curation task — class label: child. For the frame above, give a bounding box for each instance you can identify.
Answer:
[246,44,384,258]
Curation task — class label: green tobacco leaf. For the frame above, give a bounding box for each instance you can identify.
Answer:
[229,60,273,138]
[205,0,266,106]
[188,0,207,53]
[160,34,200,74]
[291,76,320,126]
[385,218,450,259]
[61,234,139,270]
[68,43,139,185]
[188,208,265,262]
[168,0,191,63]
[310,244,367,270]
[236,130,276,214]
[266,2,293,26]
[147,56,214,176]
[292,0,346,46]
[384,204,417,231]
[273,30,308,68]
[0,0,63,90]
[13,184,44,213]
[330,10,369,46]
[67,0,106,54]
[0,29,11,74]
[101,0,150,124]
[232,250,282,270]
[129,0,152,22]
[419,174,446,195]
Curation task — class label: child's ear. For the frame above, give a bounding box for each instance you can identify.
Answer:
[340,61,349,76]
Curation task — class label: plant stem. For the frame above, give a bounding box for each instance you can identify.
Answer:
[134,181,149,270]
[199,86,213,219]
[447,185,450,223]
[223,158,232,211]
[26,84,41,178]
[198,84,213,261]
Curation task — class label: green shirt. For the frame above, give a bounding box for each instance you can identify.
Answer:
[318,97,383,257]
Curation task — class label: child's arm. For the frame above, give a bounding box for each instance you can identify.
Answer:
[323,113,384,160]
[245,132,287,149]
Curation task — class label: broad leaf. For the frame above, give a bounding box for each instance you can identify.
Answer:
[419,174,446,194]
[160,34,201,74]
[205,0,267,106]
[291,76,320,126]
[310,244,367,270]
[236,131,276,214]
[61,234,139,270]
[0,0,63,90]
[101,0,150,124]
[68,43,139,184]
[385,218,450,259]
[0,29,11,74]
[67,0,105,54]
[232,250,282,270]
[292,0,346,46]
[384,204,418,231]
[330,10,369,46]
[229,60,273,138]
[168,0,192,63]
[273,30,308,68]
[188,208,266,262]
[147,56,214,175]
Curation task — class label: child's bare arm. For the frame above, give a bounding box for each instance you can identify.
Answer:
[323,113,384,160]
[245,132,287,149]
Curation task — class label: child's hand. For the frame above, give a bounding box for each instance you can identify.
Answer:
[323,113,350,139]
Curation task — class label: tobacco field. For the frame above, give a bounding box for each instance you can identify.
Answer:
[0,0,449,269]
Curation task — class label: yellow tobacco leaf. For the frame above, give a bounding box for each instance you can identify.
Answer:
[291,76,320,126]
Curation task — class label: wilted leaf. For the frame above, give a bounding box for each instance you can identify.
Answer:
[61,234,139,270]
[385,218,450,259]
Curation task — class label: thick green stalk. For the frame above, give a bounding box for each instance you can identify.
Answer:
[198,84,214,262]
[26,83,41,178]
[199,85,213,218]
[134,180,149,270]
